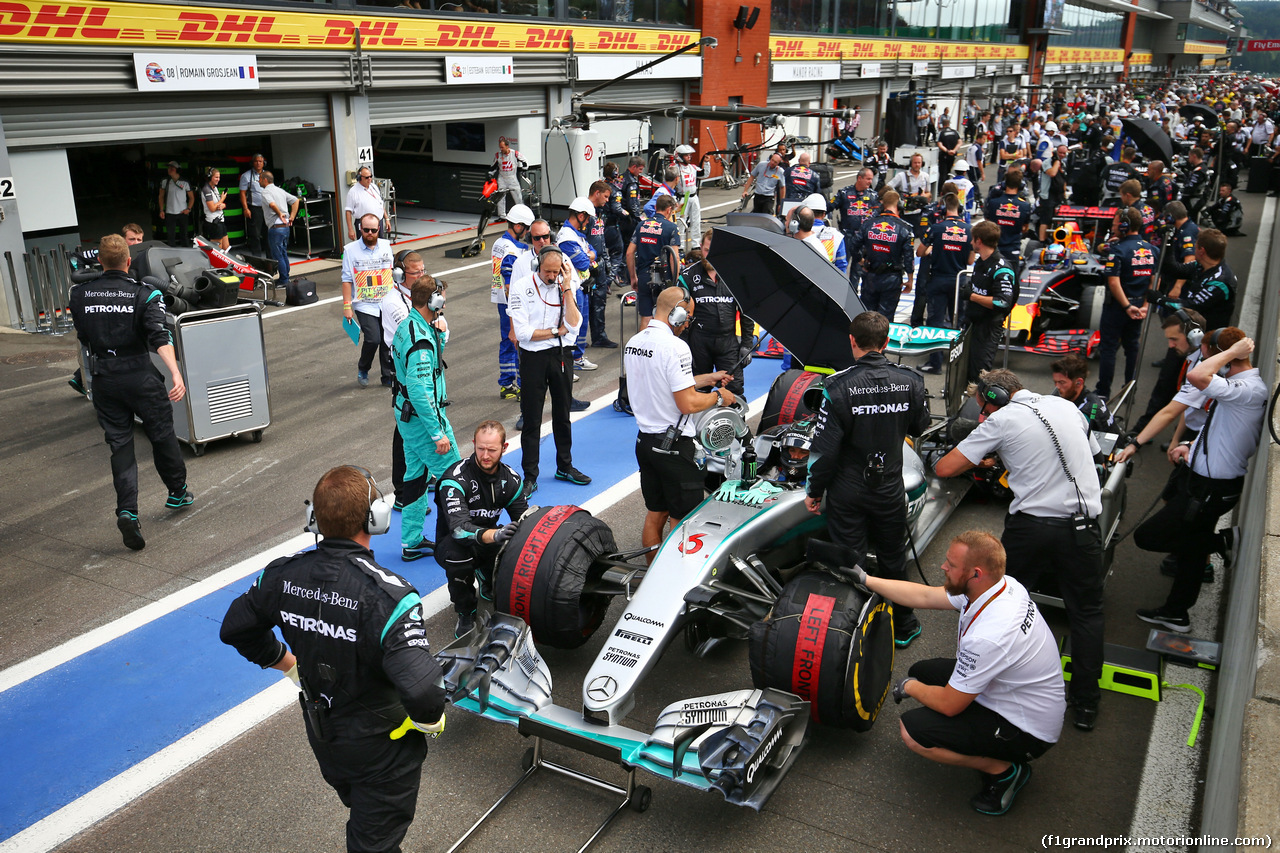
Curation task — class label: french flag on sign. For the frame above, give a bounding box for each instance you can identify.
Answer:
[238,67,256,79]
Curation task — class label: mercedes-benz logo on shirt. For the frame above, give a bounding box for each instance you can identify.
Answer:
[587,675,617,702]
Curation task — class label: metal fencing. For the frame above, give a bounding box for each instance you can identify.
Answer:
[2,246,76,335]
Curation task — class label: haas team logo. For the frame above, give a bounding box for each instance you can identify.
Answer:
[145,62,165,83]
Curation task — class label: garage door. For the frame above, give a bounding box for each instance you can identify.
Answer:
[368,86,545,126]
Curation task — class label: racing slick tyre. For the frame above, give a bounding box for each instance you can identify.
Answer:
[759,369,824,432]
[494,505,616,649]
[1077,284,1104,337]
[748,570,895,731]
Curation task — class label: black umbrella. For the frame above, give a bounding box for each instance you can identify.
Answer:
[1120,117,1175,163]
[707,226,864,371]
[1243,84,1264,95]
[1179,103,1219,127]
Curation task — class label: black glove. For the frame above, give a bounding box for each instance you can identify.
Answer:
[492,521,519,543]
[737,344,754,369]
[892,676,918,704]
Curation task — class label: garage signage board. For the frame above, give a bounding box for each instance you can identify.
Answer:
[770,62,841,82]
[134,52,258,92]
[445,55,514,84]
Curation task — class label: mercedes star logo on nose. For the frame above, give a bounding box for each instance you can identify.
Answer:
[587,675,617,702]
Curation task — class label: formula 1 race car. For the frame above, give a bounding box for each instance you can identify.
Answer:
[1001,206,1118,357]
[435,389,970,823]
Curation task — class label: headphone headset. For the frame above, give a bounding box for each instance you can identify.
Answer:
[427,279,445,313]
[1115,210,1131,236]
[1175,308,1204,349]
[1207,327,1224,352]
[304,466,392,537]
[530,244,562,277]
[975,377,1012,409]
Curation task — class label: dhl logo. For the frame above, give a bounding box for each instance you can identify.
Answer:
[436,23,499,48]
[175,12,285,44]
[0,4,119,39]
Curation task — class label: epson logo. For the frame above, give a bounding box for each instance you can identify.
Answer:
[614,628,653,646]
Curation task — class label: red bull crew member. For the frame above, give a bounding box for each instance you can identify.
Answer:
[855,189,915,321]
[1095,208,1158,400]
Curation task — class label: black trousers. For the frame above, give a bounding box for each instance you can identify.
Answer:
[1002,512,1104,706]
[1094,303,1141,399]
[752,195,776,214]
[308,727,427,853]
[518,345,574,481]
[588,277,610,344]
[163,213,189,247]
[245,205,267,255]
[1134,346,1186,434]
[355,311,393,384]
[825,481,914,628]
[436,534,501,616]
[687,331,744,395]
[391,420,405,503]
[1134,468,1241,614]
[91,368,187,515]
[965,315,1005,384]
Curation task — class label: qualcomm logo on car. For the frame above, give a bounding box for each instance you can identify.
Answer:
[587,675,617,702]
[623,613,664,628]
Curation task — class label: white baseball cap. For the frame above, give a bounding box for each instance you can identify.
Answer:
[953,161,969,172]
[675,144,695,155]
[568,196,595,215]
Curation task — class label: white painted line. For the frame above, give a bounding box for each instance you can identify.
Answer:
[262,259,491,321]
[0,532,317,694]
[1235,194,1276,340]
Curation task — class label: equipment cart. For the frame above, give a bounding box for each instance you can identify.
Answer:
[151,303,271,456]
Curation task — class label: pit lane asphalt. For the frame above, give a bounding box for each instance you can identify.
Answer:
[0,181,1265,852]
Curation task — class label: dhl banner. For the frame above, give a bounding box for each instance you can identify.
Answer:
[771,36,1027,62]
[1129,51,1153,66]
[1183,40,1228,55]
[1044,47,1125,65]
[0,1,699,52]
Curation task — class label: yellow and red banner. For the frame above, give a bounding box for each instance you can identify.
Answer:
[1184,40,1227,55]
[770,35,1027,62]
[1044,47,1125,65]
[0,1,699,52]
[1129,50,1153,66]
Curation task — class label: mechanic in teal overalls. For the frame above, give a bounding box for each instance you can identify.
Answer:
[393,275,461,563]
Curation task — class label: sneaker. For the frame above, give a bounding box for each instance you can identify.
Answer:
[357,370,369,388]
[401,537,435,562]
[1136,606,1191,633]
[555,467,592,485]
[575,356,598,371]
[1203,564,1215,584]
[117,511,145,551]
[515,415,525,431]
[570,398,590,412]
[894,616,922,649]
[1218,525,1240,570]
[970,763,1032,815]
[573,372,580,383]
[499,383,521,400]
[454,611,476,639]
[591,339,619,349]
[919,363,942,375]
[522,479,538,498]
[68,376,87,396]
[165,487,195,510]
[1070,700,1099,732]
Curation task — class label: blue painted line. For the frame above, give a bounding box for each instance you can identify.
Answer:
[0,355,781,841]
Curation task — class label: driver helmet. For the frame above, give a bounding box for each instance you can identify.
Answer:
[1043,243,1068,267]
[777,419,815,483]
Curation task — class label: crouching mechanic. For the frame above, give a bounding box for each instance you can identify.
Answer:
[220,465,447,853]
[852,530,1064,816]
[435,420,530,638]
[625,286,735,562]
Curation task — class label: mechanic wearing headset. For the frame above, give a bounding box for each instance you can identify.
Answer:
[935,368,1104,732]
[627,194,682,325]
[914,192,973,375]
[435,421,530,639]
[1168,227,1237,331]
[961,220,1017,387]
[379,251,430,512]
[805,311,930,647]
[679,231,753,398]
[855,189,915,321]
[392,275,459,563]
[625,286,735,563]
[851,530,1064,817]
[1122,329,1266,634]
[1158,201,1198,299]
[1095,207,1158,400]
[220,465,447,853]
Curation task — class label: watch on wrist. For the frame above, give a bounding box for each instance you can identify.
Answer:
[714,389,724,406]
